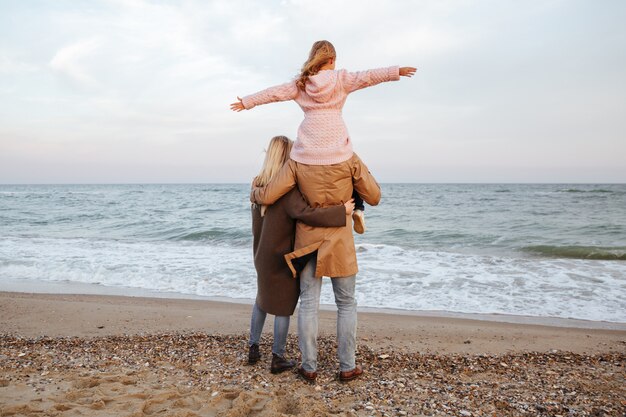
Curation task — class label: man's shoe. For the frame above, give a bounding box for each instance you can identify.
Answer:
[352,209,366,234]
[270,354,296,374]
[248,344,261,365]
[297,367,317,383]
[339,364,363,382]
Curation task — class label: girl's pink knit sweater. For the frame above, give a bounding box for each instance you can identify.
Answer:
[241,66,400,165]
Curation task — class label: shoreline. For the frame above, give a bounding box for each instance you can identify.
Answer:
[1,290,625,355]
[1,278,624,331]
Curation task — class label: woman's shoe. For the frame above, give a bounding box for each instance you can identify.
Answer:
[270,354,296,374]
[339,364,363,382]
[248,344,261,365]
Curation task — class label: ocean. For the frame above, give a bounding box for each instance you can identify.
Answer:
[1,183,625,323]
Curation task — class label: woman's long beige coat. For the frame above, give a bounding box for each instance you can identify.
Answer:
[251,154,381,278]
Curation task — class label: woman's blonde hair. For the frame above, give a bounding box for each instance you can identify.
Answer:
[254,135,293,187]
[296,40,336,91]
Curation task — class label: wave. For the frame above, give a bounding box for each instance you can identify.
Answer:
[170,229,250,243]
[559,189,617,194]
[522,245,626,261]
[3,236,625,322]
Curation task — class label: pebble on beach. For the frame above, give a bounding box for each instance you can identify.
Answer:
[0,332,624,416]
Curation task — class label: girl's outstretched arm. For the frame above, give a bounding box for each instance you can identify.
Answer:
[340,66,417,94]
[340,66,400,93]
[231,81,298,112]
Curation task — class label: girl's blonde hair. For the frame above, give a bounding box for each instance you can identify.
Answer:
[296,40,336,91]
[254,135,293,188]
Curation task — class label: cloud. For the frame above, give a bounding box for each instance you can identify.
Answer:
[369,26,469,59]
[49,37,103,88]
[0,55,38,74]
[230,11,288,43]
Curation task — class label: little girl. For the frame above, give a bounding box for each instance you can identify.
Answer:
[231,40,416,233]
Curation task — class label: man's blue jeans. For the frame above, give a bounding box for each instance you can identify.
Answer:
[298,254,357,372]
[249,302,290,356]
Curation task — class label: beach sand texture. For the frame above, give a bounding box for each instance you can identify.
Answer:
[1,292,625,416]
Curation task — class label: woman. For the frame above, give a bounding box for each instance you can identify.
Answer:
[249,135,354,374]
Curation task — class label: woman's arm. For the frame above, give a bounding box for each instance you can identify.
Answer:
[231,81,298,111]
[340,66,416,94]
[351,154,382,206]
[284,191,351,228]
[250,160,298,205]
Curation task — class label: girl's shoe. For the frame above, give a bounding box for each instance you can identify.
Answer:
[352,209,366,234]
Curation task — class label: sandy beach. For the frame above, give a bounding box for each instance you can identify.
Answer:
[1,291,625,416]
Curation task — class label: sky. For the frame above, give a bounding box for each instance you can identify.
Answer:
[1,0,625,184]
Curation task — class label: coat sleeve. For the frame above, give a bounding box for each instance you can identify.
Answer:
[241,81,298,110]
[250,160,297,205]
[339,66,400,94]
[351,153,381,206]
[284,190,347,227]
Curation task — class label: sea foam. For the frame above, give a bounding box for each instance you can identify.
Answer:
[1,237,624,322]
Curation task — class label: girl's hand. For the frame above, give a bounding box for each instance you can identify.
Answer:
[344,198,355,215]
[399,67,417,77]
[230,96,245,112]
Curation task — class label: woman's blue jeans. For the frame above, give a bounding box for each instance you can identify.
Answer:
[298,254,357,372]
[248,302,290,356]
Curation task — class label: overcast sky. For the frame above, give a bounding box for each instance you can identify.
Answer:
[1,0,625,183]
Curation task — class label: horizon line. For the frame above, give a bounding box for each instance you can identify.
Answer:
[1,182,625,186]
